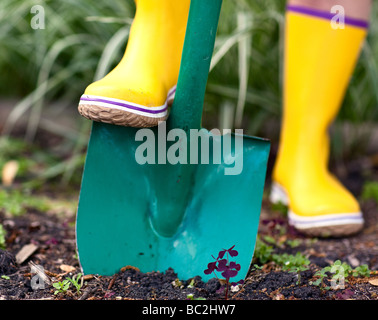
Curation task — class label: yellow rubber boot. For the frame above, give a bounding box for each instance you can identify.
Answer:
[271,5,369,237]
[78,0,190,127]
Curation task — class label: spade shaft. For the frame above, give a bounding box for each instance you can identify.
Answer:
[150,0,223,238]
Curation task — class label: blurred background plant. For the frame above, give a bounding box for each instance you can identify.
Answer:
[0,0,377,194]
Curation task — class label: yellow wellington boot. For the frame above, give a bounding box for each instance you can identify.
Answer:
[78,0,190,127]
[271,5,369,237]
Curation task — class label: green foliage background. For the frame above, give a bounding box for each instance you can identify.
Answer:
[0,0,377,154]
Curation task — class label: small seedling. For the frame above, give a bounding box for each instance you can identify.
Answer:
[1,275,10,280]
[271,202,288,216]
[67,273,83,294]
[172,278,183,289]
[253,237,274,265]
[187,293,206,300]
[311,260,371,291]
[53,279,70,295]
[0,189,49,217]
[0,224,6,249]
[312,267,331,291]
[53,273,83,295]
[361,181,378,202]
[187,278,195,289]
[353,264,371,278]
[204,245,244,300]
[272,252,310,285]
[286,239,301,248]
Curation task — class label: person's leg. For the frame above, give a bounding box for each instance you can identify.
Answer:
[78,0,190,127]
[271,0,372,237]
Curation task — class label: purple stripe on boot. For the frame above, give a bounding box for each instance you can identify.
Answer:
[287,5,369,29]
[80,97,168,114]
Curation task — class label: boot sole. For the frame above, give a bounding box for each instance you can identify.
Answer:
[270,182,364,237]
[78,86,176,128]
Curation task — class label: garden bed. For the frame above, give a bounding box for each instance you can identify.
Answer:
[0,123,377,301]
[0,196,377,301]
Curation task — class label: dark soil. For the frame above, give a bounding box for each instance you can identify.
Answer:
[0,120,377,301]
[0,196,377,301]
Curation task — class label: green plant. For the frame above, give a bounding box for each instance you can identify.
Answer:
[270,202,288,216]
[172,278,183,289]
[353,264,371,278]
[53,279,70,295]
[311,260,371,291]
[53,273,83,295]
[0,189,50,216]
[312,267,331,291]
[312,260,352,290]
[328,260,352,289]
[67,273,83,294]
[0,224,6,249]
[253,237,274,265]
[187,278,195,289]
[286,239,301,248]
[272,252,310,285]
[187,294,206,301]
[0,0,377,161]
[1,275,10,280]
[262,235,276,246]
[361,181,378,202]
[272,252,310,269]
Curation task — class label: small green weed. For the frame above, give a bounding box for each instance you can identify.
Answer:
[253,237,274,264]
[311,267,331,290]
[0,189,50,216]
[272,252,310,270]
[187,278,195,289]
[311,260,371,291]
[187,294,206,301]
[253,238,311,285]
[0,224,6,249]
[353,264,371,278]
[286,239,301,248]
[53,279,70,295]
[270,202,288,216]
[67,273,83,294]
[272,252,310,285]
[361,181,378,202]
[172,278,183,289]
[53,273,83,295]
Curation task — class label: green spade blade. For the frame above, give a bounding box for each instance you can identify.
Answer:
[76,0,270,282]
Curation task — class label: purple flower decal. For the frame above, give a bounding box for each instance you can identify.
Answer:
[203,245,244,300]
[217,245,239,260]
[204,261,217,275]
